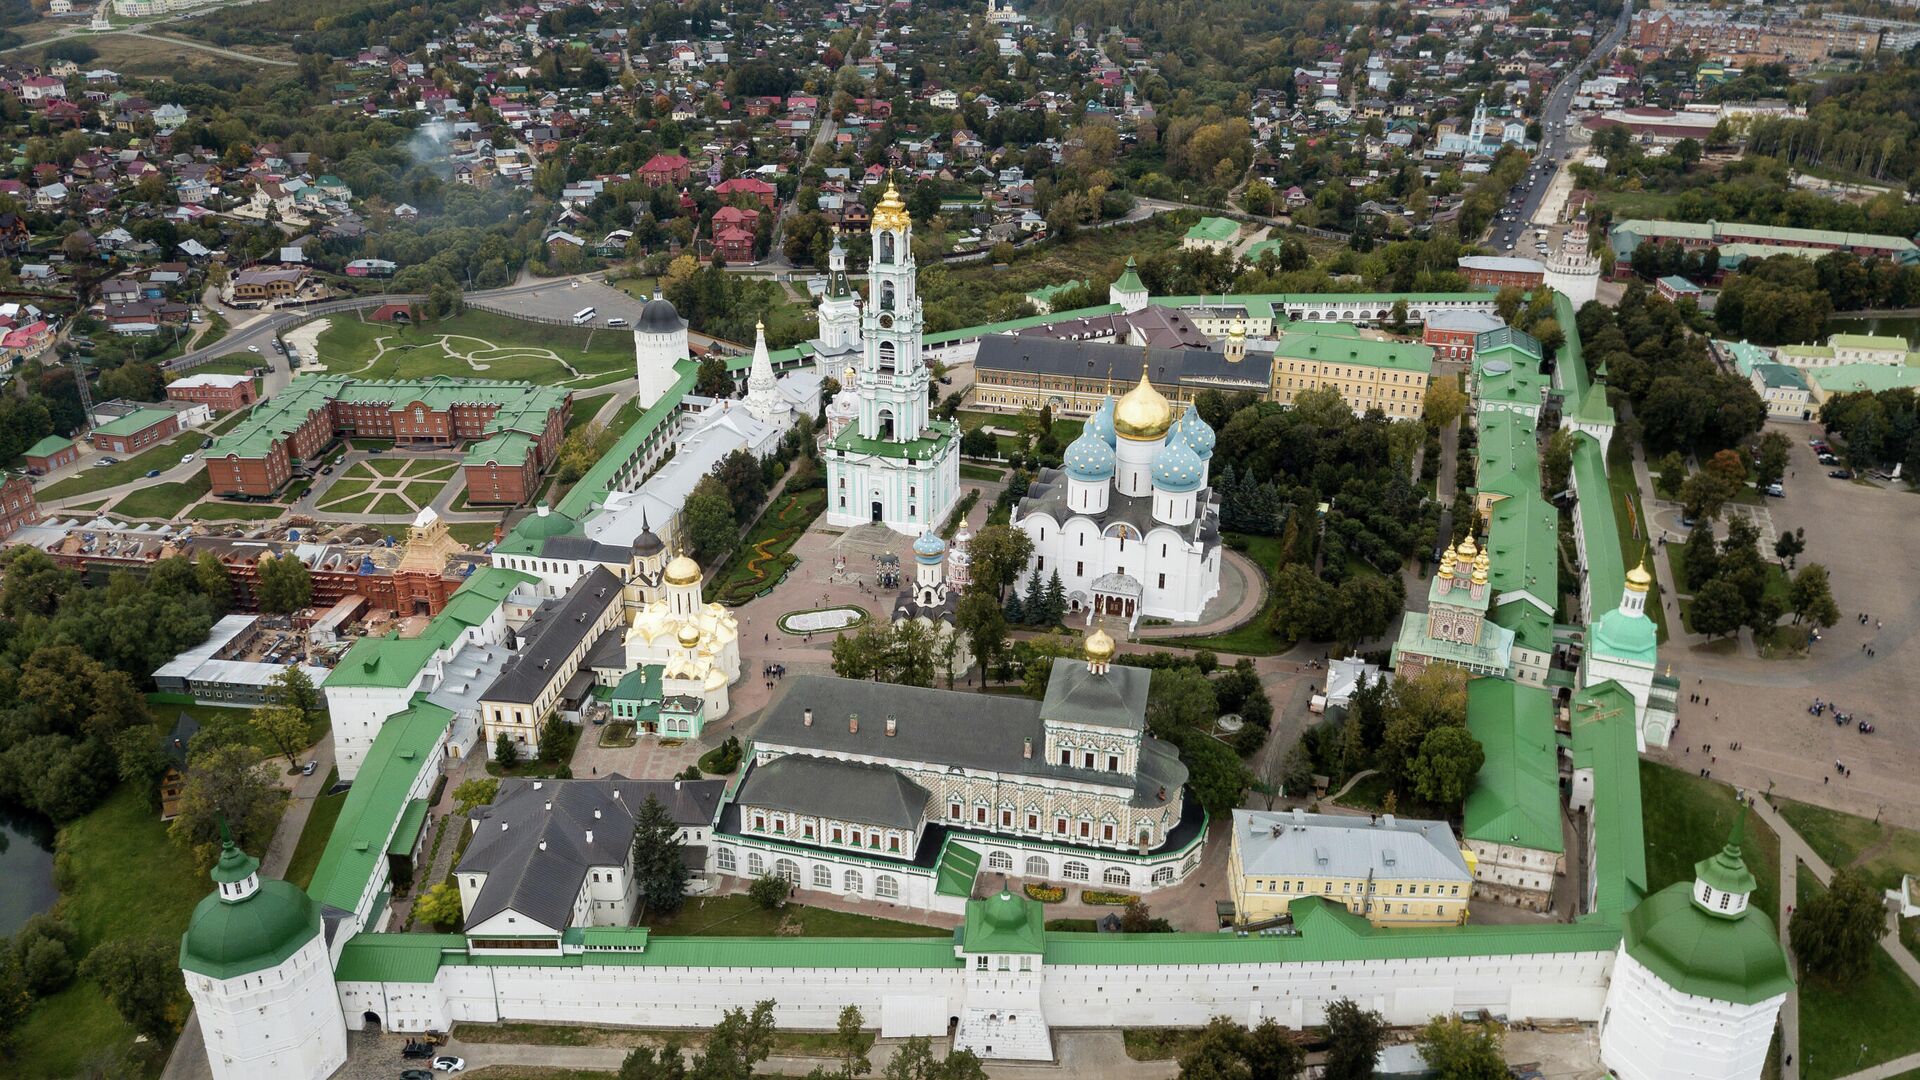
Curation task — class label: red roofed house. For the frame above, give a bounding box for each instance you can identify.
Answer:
[713,225,756,264]
[714,176,777,210]
[639,153,692,186]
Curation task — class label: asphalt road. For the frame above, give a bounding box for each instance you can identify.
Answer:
[1486,2,1632,254]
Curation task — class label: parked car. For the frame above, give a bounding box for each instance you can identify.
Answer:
[433,1057,466,1073]
[401,1040,434,1059]
[302,760,317,776]
[1818,453,1839,465]
[401,1071,433,1080]
[202,437,214,449]
[1765,482,1785,497]
[246,345,260,353]
[180,453,196,464]
[606,317,628,327]
[91,458,117,468]
[145,469,161,478]
[1829,468,1855,480]
[320,465,333,475]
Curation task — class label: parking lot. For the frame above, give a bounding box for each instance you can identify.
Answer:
[1650,424,1920,829]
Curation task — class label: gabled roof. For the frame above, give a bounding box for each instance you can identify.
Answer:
[461,775,642,931]
[1463,680,1563,853]
[734,755,931,831]
[306,696,452,915]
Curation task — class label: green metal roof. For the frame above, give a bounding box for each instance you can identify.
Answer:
[1555,292,1615,427]
[574,926,653,949]
[1810,363,1920,397]
[1751,363,1807,391]
[210,373,566,462]
[1489,602,1554,654]
[1045,897,1621,966]
[1185,216,1240,243]
[962,888,1045,954]
[1694,815,1758,900]
[1569,682,1647,915]
[825,419,957,461]
[180,874,323,981]
[1624,883,1791,1005]
[936,841,982,898]
[1827,333,1908,352]
[22,434,72,458]
[463,430,536,467]
[306,697,453,914]
[388,798,430,856]
[1464,679,1565,854]
[1272,332,1434,374]
[1716,340,1773,378]
[1570,434,1624,620]
[324,568,532,691]
[333,932,468,983]
[92,406,178,438]
[1110,257,1145,295]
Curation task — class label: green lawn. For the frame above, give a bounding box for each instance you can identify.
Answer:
[184,501,286,522]
[960,462,1005,482]
[642,893,944,938]
[706,487,828,606]
[363,458,409,477]
[404,481,443,505]
[171,356,260,378]
[284,769,346,890]
[1591,189,1687,220]
[1608,461,1669,643]
[39,429,208,501]
[1777,798,1920,957]
[1640,761,1781,922]
[309,310,635,387]
[1157,533,1289,656]
[370,493,413,515]
[566,393,613,437]
[446,521,503,547]
[113,473,210,519]
[603,398,646,443]
[11,784,222,1078]
[1795,865,1920,1080]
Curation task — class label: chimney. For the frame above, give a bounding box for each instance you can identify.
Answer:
[500,822,509,831]
[1383,814,1396,829]
[849,713,859,734]
[803,707,813,727]
[885,714,897,736]
[1022,737,1033,759]
[593,808,601,819]
[586,829,594,845]
[538,839,547,851]
[673,779,681,790]
[1292,807,1306,826]
[544,801,552,812]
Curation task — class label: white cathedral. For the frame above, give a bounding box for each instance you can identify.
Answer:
[1010,372,1223,628]
[621,521,743,724]
[819,183,961,535]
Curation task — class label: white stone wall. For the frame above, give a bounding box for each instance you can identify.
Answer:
[1600,948,1783,1080]
[341,945,1614,1041]
[187,933,346,1080]
[1466,838,1561,908]
[1014,511,1220,624]
[324,684,418,782]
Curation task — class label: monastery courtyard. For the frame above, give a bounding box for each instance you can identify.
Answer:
[1641,430,1920,831]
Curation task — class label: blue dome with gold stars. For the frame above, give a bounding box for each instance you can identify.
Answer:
[1179,408,1216,459]
[1151,434,1205,493]
[1085,397,1116,448]
[912,528,947,564]
[1063,427,1117,482]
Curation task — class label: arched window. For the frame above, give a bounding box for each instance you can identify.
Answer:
[876,874,899,900]
[812,864,832,888]
[746,851,764,876]
[880,282,896,312]
[1151,866,1175,885]
[879,232,895,264]
[1103,867,1131,887]
[988,851,1014,871]
[1063,861,1090,882]
[774,858,800,885]
[844,869,864,894]
[1025,855,1051,877]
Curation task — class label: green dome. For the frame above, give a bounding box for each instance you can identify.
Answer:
[514,504,576,541]
[1592,606,1656,665]
[1625,883,1792,1006]
[982,889,1029,929]
[179,836,322,982]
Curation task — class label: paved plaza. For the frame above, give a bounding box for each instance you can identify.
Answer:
[1638,429,1920,830]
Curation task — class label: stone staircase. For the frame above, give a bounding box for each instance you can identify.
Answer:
[953,1007,1054,1062]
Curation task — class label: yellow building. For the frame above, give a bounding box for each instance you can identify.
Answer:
[1270,332,1433,420]
[1228,809,1475,927]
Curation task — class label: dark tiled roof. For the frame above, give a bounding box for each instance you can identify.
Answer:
[975,334,1273,392]
[480,567,621,705]
[735,755,932,830]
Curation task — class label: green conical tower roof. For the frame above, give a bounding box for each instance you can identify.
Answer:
[1693,811,1758,905]
[180,827,323,982]
[1111,256,1146,296]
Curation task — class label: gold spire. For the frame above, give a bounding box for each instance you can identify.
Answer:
[1113,360,1173,440]
[871,177,911,232]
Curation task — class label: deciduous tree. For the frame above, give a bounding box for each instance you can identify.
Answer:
[1791,867,1887,985]
[1323,998,1387,1080]
[81,938,185,1042]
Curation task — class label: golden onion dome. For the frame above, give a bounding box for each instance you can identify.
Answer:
[1626,559,1653,593]
[871,181,911,232]
[1437,556,1455,579]
[677,623,702,647]
[1457,534,1478,558]
[1471,565,1489,586]
[664,553,702,586]
[1113,366,1173,441]
[1085,627,1116,662]
[1473,550,1490,571]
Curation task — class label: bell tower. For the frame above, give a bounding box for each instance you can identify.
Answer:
[859,181,930,444]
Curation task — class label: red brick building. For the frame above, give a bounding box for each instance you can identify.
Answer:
[23,435,78,474]
[1457,255,1546,290]
[639,153,692,186]
[167,372,259,413]
[90,406,181,455]
[0,474,41,542]
[207,374,569,499]
[714,176,778,210]
[1422,310,1508,363]
[713,224,757,264]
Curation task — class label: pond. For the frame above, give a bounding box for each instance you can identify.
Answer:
[0,807,57,937]
[1825,315,1920,344]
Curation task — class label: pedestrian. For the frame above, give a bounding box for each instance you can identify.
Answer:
[1824,776,1829,785]
[1703,697,1709,706]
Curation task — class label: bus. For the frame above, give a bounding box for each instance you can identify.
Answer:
[571,307,596,325]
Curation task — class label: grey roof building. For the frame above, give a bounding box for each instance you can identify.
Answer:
[734,755,932,831]
[1231,808,1473,884]
[480,566,623,707]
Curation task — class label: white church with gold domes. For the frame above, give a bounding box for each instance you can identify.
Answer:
[618,521,742,730]
[1010,369,1223,628]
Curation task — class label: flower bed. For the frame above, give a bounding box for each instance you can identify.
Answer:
[597,720,637,748]
[1080,889,1136,906]
[710,488,826,606]
[1024,883,1066,903]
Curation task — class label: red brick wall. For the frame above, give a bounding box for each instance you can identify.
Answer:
[463,460,536,504]
[1463,267,1543,289]
[168,381,258,413]
[25,446,77,473]
[93,413,180,455]
[0,475,40,541]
